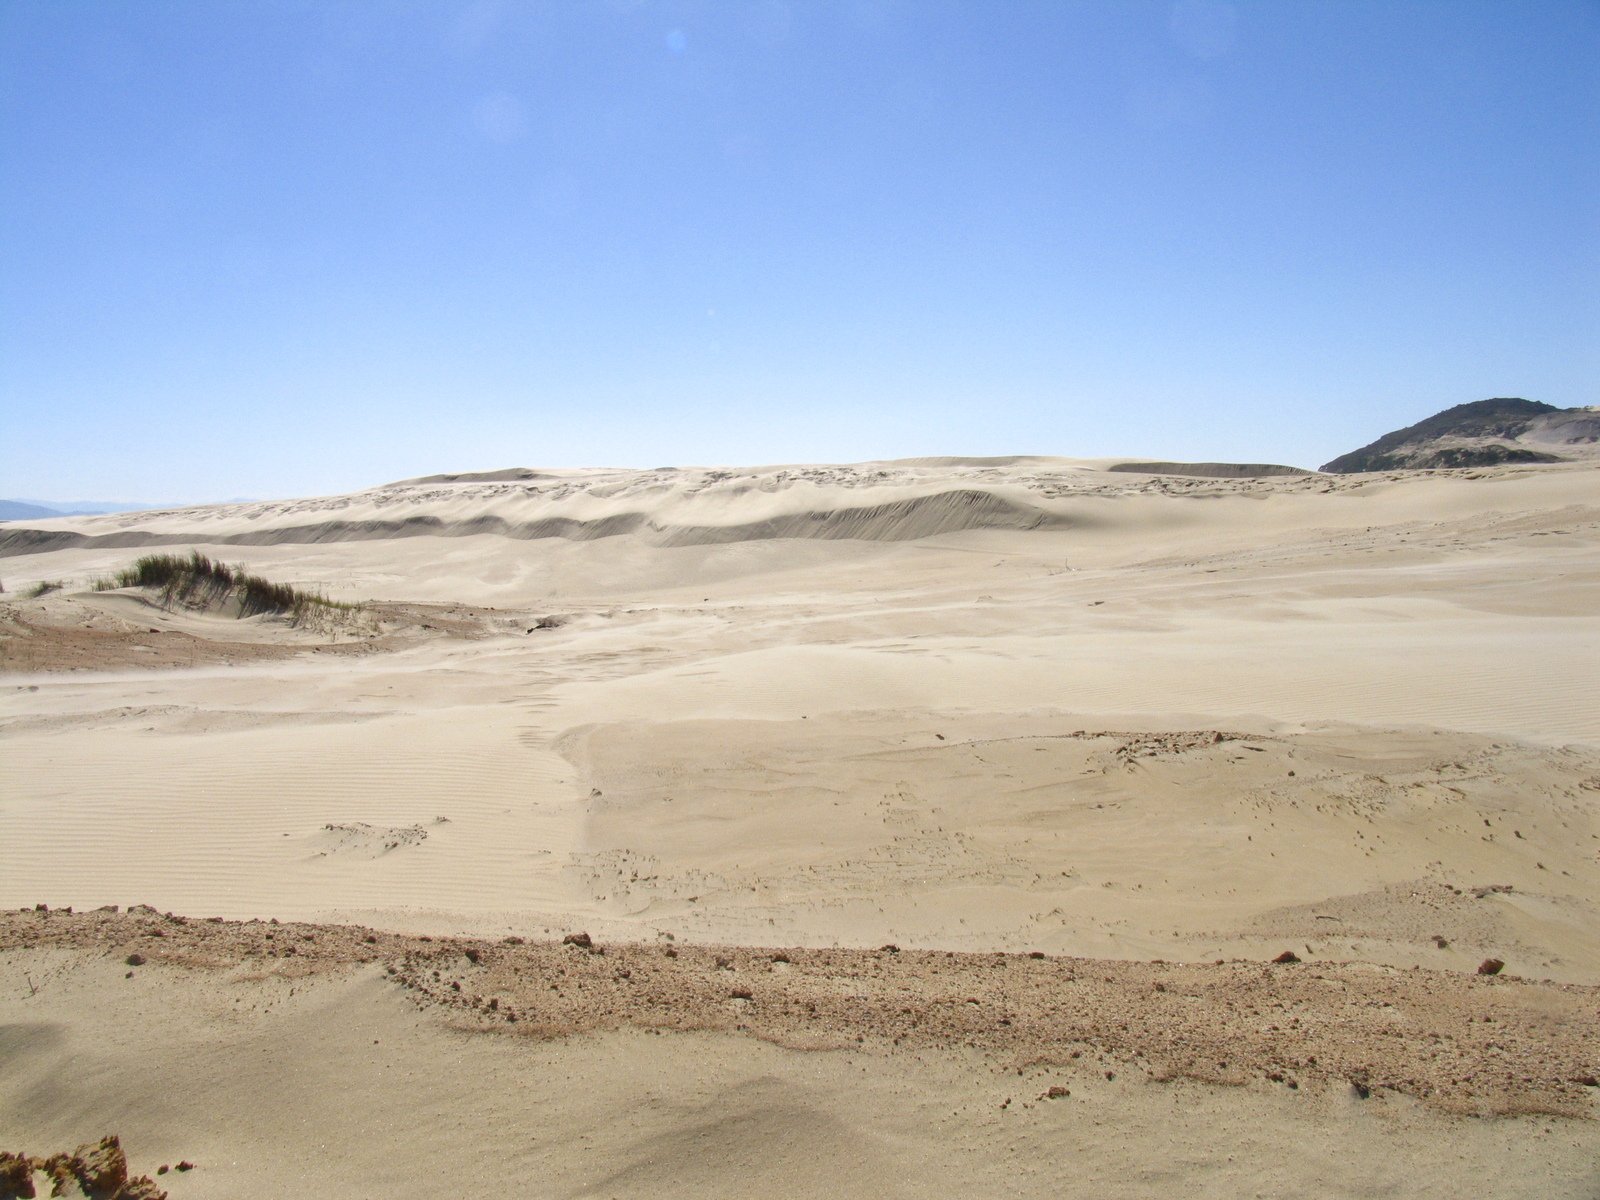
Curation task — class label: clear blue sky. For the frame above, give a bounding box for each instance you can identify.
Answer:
[3,0,1596,502]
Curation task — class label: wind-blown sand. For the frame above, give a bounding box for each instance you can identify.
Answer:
[2,457,1598,1197]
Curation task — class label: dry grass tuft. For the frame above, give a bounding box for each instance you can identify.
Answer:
[99,551,358,624]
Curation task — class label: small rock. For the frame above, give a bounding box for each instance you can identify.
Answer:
[879,943,900,954]
[1041,1085,1070,1099]
[1272,950,1300,964]
[1477,958,1505,976]
[121,1175,169,1199]
[126,952,147,966]
[562,932,593,949]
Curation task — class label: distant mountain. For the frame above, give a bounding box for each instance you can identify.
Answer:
[0,499,65,521]
[0,498,182,520]
[1321,398,1600,473]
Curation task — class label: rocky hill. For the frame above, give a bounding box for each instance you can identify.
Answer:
[1322,398,1600,472]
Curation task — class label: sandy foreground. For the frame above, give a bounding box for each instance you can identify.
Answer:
[2,457,1598,1197]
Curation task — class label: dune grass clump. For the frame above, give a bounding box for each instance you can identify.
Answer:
[26,579,65,598]
[103,551,357,623]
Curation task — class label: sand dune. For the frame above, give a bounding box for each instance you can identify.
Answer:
[3,456,1598,1195]
[11,454,1586,560]
[1,479,1074,555]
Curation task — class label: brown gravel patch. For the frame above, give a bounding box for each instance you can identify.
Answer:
[0,598,509,673]
[6,906,1597,1118]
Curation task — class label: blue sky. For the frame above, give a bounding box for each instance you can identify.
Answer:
[2,0,1596,502]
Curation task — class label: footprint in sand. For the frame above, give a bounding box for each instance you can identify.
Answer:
[310,820,433,859]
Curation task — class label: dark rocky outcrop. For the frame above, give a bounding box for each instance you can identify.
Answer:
[1320,398,1592,473]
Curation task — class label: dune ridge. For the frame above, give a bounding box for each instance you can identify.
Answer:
[0,488,1072,556]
